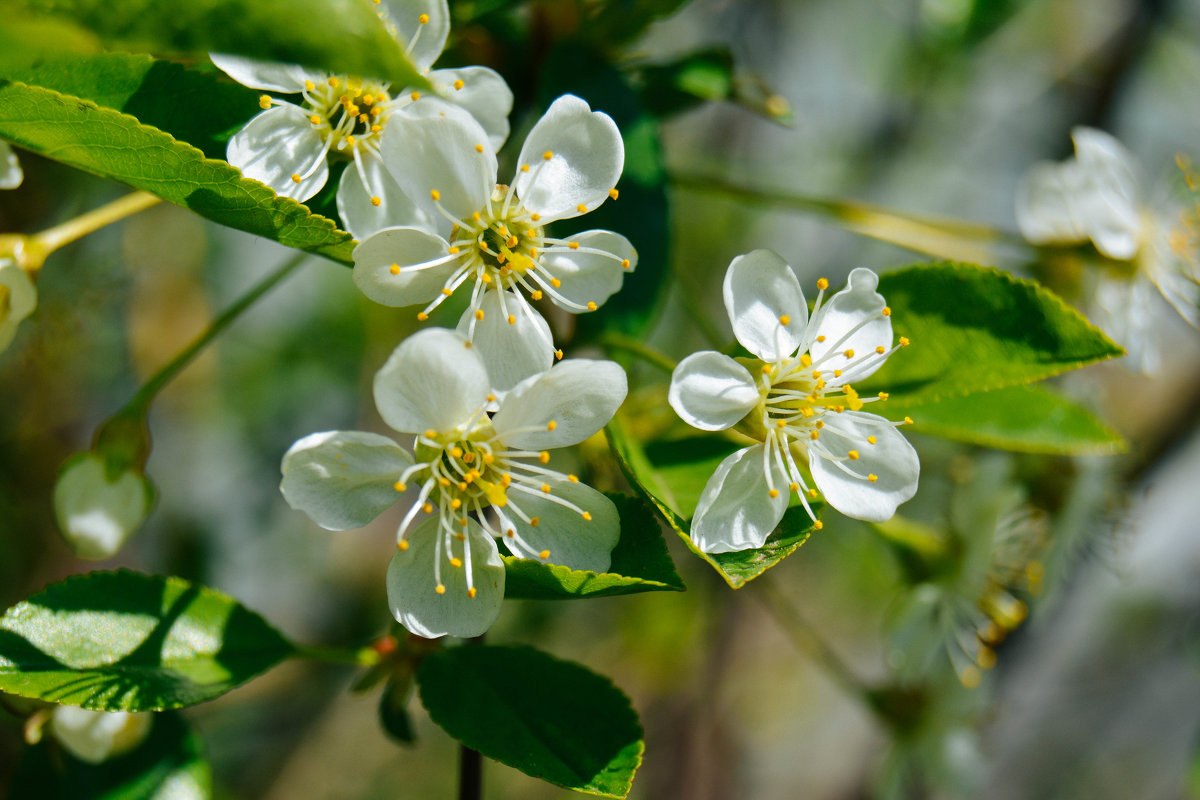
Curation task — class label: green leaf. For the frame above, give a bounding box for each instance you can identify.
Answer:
[860,262,1123,405]
[11,712,211,800]
[379,674,417,746]
[417,644,643,798]
[0,79,355,263]
[877,384,1127,455]
[1,0,428,90]
[579,0,693,45]
[0,570,296,711]
[605,418,818,589]
[634,49,735,118]
[502,493,685,600]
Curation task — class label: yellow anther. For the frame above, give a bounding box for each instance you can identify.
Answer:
[418,12,430,23]
[843,349,855,358]
[816,420,825,428]
[457,481,467,491]
[899,337,910,346]
[458,518,468,526]
[541,483,552,493]
[816,278,829,290]
[547,420,557,431]
[789,482,799,492]
[521,164,531,172]
[448,246,461,255]
[450,498,462,510]
[568,241,580,250]
[813,520,824,530]
[477,240,488,251]
[868,474,878,483]
[467,587,477,599]
[816,335,826,342]
[291,174,302,184]
[362,94,374,105]
[529,247,539,257]
[475,309,484,321]
[543,151,554,160]
[507,235,519,247]
[475,144,485,153]
[305,80,315,91]
[621,259,631,269]
[376,92,387,103]
[507,314,516,325]
[501,474,512,486]
[505,529,515,538]
[358,113,369,123]
[587,301,597,311]
[259,94,272,109]
[530,516,540,527]
[393,481,406,492]
[762,364,773,374]
[808,489,819,499]
[609,188,619,200]
[555,349,563,360]
[397,539,409,551]
[450,446,464,458]
[568,474,579,483]
[875,345,885,354]
[442,288,453,296]
[486,394,496,403]
[309,114,322,125]
[423,502,434,513]
[833,369,842,378]
[810,431,820,440]
[430,189,440,200]
[802,407,814,417]
[328,77,340,88]
[424,429,438,438]
[435,584,446,595]
[539,451,550,464]
[867,436,877,445]
[539,549,550,559]
[960,667,981,689]
[483,453,495,463]
[878,392,889,401]
[410,91,421,101]
[848,450,859,460]
[417,312,429,321]
[576,203,587,213]
[454,79,465,90]
[371,124,382,132]
[904,416,914,425]
[800,353,812,367]
[480,273,493,284]
[532,290,544,301]
[769,489,779,498]
[776,420,787,428]
[882,306,891,317]
[582,511,593,521]
[371,196,383,207]
[345,135,356,146]
[779,314,791,326]
[551,278,562,288]
[450,557,463,568]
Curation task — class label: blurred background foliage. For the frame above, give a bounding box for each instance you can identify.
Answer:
[4,0,1200,797]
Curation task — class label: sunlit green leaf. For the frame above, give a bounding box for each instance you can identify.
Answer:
[606,418,817,589]
[861,262,1123,405]
[0,571,296,711]
[0,80,354,263]
[417,644,643,798]
[878,384,1126,455]
[1,0,428,90]
[502,493,685,600]
[633,49,734,118]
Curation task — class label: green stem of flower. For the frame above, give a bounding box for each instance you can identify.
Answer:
[599,331,678,373]
[32,191,161,262]
[458,632,486,800]
[670,172,1031,264]
[123,252,309,415]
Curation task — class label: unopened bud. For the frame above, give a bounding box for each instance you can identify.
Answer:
[53,453,155,560]
[51,706,152,764]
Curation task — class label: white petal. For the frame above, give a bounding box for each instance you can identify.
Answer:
[227,105,329,201]
[380,0,450,73]
[513,94,623,223]
[337,152,432,242]
[722,249,806,361]
[502,478,619,573]
[810,268,891,382]
[1070,127,1143,260]
[492,359,627,450]
[456,291,554,394]
[538,230,636,312]
[352,226,462,306]
[52,454,153,561]
[809,412,918,522]
[0,141,22,189]
[279,430,411,530]
[0,257,37,352]
[690,444,789,554]
[428,66,513,151]
[1015,161,1089,245]
[379,97,497,223]
[373,328,491,434]
[209,54,313,93]
[51,707,152,765]
[668,351,758,431]
[387,516,505,639]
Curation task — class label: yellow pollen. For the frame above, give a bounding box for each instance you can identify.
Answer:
[439,478,451,487]
[904,416,914,425]
[813,520,824,530]
[531,213,541,221]
[507,314,516,325]
[410,91,422,101]
[467,587,477,598]
[539,549,550,559]
[816,335,826,342]
[530,517,540,527]
[551,278,562,288]
[882,306,892,317]
[833,369,842,378]
[529,247,539,257]
[505,529,514,538]
[848,450,859,460]
[475,309,484,321]
[555,349,563,360]
[259,94,272,109]
[541,483,551,493]
[507,235,519,247]
[868,474,878,482]
[450,498,462,509]
[424,429,437,438]
[309,114,321,125]
[844,349,855,358]
[899,337,910,346]
[362,94,373,106]
[816,278,829,290]
[621,259,631,269]
[568,474,579,483]
[483,453,494,463]
[393,481,406,492]
[867,436,877,444]
[876,345,885,354]
[430,189,440,200]
[454,79,465,90]
[345,134,356,146]
[417,312,429,321]
[587,301,597,311]
[370,124,381,132]
[358,113,368,123]
[539,451,550,463]
[457,482,467,491]
[609,188,619,199]
[810,431,820,440]
[521,164,531,172]
[478,240,488,251]
[475,144,484,153]
[328,77,340,88]
[418,13,430,23]
[435,584,446,595]
[448,246,461,254]
[458,518,468,527]
[423,502,434,513]
[480,273,493,284]
[878,392,889,400]
[442,288,453,296]
[543,151,554,160]
[789,482,799,492]
[569,241,580,249]
[816,420,824,428]
[576,203,587,213]
[397,539,409,551]
[808,489,819,499]
[776,420,786,428]
[762,364,772,374]
[769,489,779,498]
[780,315,791,326]
[532,290,544,300]
[291,174,302,184]
[582,511,592,520]
[371,196,382,207]
[547,420,557,431]
[305,80,315,91]
[450,447,464,457]
[450,557,463,568]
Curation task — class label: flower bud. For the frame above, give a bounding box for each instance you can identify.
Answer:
[0,254,37,353]
[0,141,21,189]
[50,706,152,764]
[53,453,155,560]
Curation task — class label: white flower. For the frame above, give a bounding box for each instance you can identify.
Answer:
[212,0,513,241]
[352,93,636,393]
[0,254,37,353]
[53,453,155,560]
[1,141,22,189]
[280,328,626,638]
[668,250,919,553]
[51,706,152,764]
[1016,127,1200,371]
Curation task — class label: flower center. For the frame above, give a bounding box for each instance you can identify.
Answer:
[465,186,546,280]
[301,76,394,160]
[412,430,511,511]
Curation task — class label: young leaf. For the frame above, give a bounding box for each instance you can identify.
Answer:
[417,644,643,799]
[0,80,355,264]
[860,262,1123,405]
[502,493,685,600]
[877,384,1127,455]
[1,0,428,91]
[0,570,296,712]
[10,712,210,800]
[606,419,817,589]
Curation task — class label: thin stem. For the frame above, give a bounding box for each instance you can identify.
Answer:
[34,191,161,257]
[124,251,309,413]
[458,743,483,800]
[670,172,1031,264]
[599,331,678,373]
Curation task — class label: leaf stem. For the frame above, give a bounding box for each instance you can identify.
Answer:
[669,172,1031,264]
[599,331,678,373]
[33,191,161,260]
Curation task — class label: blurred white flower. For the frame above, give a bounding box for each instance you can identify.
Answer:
[51,706,152,764]
[0,255,36,353]
[352,93,635,393]
[280,328,626,638]
[53,453,155,560]
[212,0,513,241]
[1,141,22,189]
[668,250,918,553]
[1016,127,1200,372]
